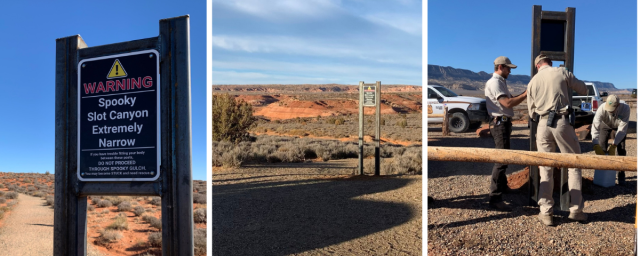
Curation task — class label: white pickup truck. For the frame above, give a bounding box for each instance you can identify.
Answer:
[572,82,611,127]
[427,85,490,133]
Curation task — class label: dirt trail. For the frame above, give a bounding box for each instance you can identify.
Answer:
[0,194,53,255]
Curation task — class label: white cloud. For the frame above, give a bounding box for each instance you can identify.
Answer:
[214,0,341,20]
[211,58,421,85]
[363,13,422,35]
[211,35,420,66]
[212,70,341,84]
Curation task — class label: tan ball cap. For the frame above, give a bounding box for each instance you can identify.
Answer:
[534,54,550,66]
[494,56,517,68]
[604,94,619,112]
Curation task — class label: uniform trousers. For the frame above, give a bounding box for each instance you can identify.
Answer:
[489,118,511,203]
[536,115,584,215]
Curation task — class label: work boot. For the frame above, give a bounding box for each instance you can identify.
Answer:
[568,212,588,223]
[538,213,554,226]
[489,201,512,212]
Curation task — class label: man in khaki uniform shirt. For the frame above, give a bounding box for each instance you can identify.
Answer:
[592,94,630,185]
[484,56,527,211]
[527,54,588,226]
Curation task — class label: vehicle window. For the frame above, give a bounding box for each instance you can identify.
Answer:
[432,86,459,97]
[573,85,595,96]
[428,88,439,99]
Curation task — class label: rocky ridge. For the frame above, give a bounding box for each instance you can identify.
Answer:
[428,64,630,94]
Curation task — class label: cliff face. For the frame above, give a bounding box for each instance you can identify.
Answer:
[428,64,628,93]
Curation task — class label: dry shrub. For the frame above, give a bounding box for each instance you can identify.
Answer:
[149,197,162,206]
[143,215,162,230]
[148,232,162,247]
[0,198,5,204]
[193,193,206,204]
[194,228,206,255]
[90,196,102,205]
[133,206,146,217]
[105,196,125,206]
[5,192,18,199]
[46,195,54,206]
[106,216,128,230]
[96,229,122,245]
[0,191,4,196]
[117,201,132,212]
[97,200,112,208]
[194,208,206,223]
[87,205,95,211]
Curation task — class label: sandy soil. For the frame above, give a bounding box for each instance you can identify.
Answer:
[0,193,53,255]
[212,159,422,256]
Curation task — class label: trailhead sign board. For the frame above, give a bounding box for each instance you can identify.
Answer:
[77,50,160,181]
[363,85,377,106]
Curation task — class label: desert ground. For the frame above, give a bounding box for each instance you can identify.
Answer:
[427,95,637,255]
[0,172,207,256]
[212,84,423,255]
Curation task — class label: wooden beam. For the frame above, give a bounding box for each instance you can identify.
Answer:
[541,11,567,21]
[428,147,637,172]
[539,51,566,61]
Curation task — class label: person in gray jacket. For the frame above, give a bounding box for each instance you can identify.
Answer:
[591,94,630,185]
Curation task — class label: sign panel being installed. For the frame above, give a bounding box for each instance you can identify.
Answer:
[77,50,160,181]
[363,85,377,106]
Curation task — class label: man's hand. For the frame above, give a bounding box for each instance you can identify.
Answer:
[593,144,605,155]
[608,144,616,156]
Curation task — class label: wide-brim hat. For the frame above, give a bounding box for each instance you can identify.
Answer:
[494,56,517,68]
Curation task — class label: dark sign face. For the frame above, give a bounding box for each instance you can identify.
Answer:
[541,20,566,52]
[363,85,376,107]
[78,50,160,181]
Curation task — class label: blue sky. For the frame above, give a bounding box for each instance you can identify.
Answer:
[0,0,207,180]
[428,0,637,89]
[211,0,422,85]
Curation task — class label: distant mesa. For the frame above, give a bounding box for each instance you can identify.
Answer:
[212,84,422,121]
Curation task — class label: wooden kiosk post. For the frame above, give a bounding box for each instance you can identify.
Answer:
[529,6,576,210]
[358,81,382,176]
[54,15,194,255]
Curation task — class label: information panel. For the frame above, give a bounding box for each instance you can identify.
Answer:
[77,50,160,181]
[363,85,376,106]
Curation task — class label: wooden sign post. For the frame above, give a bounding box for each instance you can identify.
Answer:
[529,6,576,210]
[358,81,381,175]
[54,15,194,255]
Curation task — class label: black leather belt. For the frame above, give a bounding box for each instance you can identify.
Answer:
[492,116,512,122]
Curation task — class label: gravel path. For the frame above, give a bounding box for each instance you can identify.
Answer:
[212,159,422,256]
[0,194,53,255]
[427,114,637,255]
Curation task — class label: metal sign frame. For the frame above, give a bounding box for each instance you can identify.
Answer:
[54,15,193,256]
[77,50,161,182]
[358,81,381,175]
[529,6,576,211]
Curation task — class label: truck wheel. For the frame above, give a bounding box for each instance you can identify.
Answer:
[468,122,482,130]
[449,112,470,133]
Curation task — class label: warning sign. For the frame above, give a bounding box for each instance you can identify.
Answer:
[363,86,376,106]
[107,59,128,79]
[78,50,160,182]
